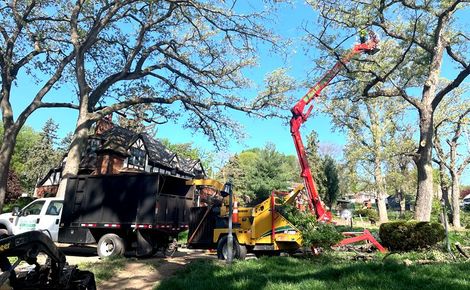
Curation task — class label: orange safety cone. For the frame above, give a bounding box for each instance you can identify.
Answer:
[232,201,239,223]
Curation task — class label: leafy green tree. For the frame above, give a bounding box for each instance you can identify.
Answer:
[1,123,42,191]
[324,96,411,222]
[160,138,214,175]
[433,93,470,228]
[307,0,470,221]
[58,132,73,155]
[248,144,296,203]
[305,130,326,197]
[22,119,62,192]
[220,144,300,205]
[322,156,339,209]
[385,154,416,218]
[221,150,259,203]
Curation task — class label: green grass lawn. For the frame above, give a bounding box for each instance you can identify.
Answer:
[156,255,470,290]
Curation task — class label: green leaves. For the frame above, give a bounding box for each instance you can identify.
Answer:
[0,119,65,193]
[219,144,300,205]
[280,204,342,248]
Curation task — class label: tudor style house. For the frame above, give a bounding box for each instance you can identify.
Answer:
[34,117,205,197]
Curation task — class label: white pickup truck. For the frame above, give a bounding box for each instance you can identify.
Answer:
[0,197,63,241]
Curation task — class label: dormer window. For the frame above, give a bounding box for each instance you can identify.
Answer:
[129,147,146,167]
[127,138,147,169]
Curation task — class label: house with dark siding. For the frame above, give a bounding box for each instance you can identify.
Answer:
[34,117,205,197]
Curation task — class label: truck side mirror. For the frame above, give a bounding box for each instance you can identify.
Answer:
[12,206,20,216]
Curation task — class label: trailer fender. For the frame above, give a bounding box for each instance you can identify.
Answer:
[136,230,156,258]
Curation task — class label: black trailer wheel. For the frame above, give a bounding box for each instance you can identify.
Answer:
[97,234,125,258]
[217,236,244,260]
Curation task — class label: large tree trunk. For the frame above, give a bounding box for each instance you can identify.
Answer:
[414,107,434,221]
[374,158,388,223]
[0,128,18,212]
[56,114,93,197]
[450,172,461,229]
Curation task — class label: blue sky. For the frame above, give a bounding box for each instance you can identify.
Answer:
[9,1,470,182]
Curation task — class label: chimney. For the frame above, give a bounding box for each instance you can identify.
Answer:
[95,114,114,135]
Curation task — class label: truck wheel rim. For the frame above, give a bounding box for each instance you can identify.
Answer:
[100,238,115,256]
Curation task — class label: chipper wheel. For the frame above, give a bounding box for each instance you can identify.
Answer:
[217,236,246,260]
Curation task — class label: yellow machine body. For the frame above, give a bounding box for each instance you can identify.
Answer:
[187,179,304,252]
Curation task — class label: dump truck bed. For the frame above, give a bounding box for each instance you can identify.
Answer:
[59,173,194,243]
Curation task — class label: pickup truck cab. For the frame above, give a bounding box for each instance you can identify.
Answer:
[0,198,63,241]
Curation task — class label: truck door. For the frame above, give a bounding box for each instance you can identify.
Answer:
[13,200,46,235]
[38,200,63,242]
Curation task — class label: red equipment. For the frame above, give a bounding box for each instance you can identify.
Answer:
[336,230,386,253]
[290,30,379,222]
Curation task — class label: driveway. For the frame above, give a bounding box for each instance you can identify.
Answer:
[57,245,216,290]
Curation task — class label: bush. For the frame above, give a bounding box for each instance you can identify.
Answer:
[3,196,35,213]
[304,223,343,248]
[354,208,378,223]
[461,210,470,229]
[379,221,445,251]
[279,205,342,249]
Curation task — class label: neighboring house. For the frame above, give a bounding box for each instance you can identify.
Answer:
[34,117,205,197]
[344,192,378,205]
[386,194,413,211]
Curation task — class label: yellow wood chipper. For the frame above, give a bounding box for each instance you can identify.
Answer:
[186,179,305,259]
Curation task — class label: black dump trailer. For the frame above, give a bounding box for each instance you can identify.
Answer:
[58,173,194,258]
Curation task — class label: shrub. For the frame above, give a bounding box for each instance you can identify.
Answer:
[279,205,343,249]
[304,223,343,248]
[379,221,445,251]
[461,210,470,229]
[354,208,379,223]
[3,196,35,213]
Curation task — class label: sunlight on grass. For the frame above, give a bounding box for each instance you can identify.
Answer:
[155,256,470,290]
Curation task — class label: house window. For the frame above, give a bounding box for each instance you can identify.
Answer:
[128,148,146,167]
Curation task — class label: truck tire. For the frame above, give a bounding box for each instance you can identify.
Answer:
[136,230,156,258]
[217,236,244,260]
[97,234,125,258]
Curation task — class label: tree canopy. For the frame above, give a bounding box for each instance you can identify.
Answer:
[219,144,300,205]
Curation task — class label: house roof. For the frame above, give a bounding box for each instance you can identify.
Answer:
[95,125,205,177]
[98,126,136,155]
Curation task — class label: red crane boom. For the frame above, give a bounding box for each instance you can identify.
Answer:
[290,31,379,222]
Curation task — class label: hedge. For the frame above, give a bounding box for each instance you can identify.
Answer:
[379,220,445,251]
